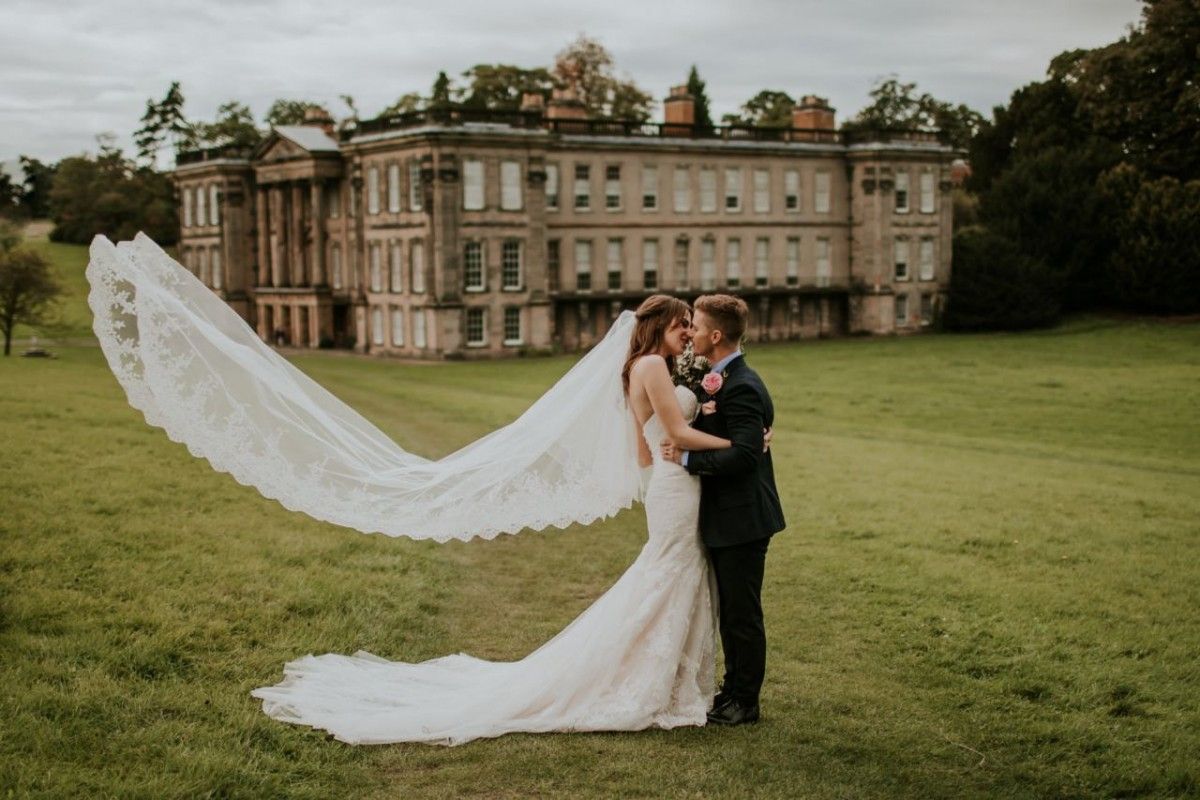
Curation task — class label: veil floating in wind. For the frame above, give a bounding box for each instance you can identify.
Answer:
[85,233,642,542]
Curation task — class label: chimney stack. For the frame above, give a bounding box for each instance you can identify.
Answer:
[791,95,835,132]
[663,85,695,126]
[520,92,546,114]
[546,87,587,121]
[302,106,337,139]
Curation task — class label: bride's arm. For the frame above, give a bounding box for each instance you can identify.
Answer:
[634,409,653,468]
[635,355,731,451]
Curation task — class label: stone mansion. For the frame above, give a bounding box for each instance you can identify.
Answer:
[173,88,958,358]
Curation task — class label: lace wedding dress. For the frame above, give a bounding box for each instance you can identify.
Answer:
[84,234,716,746]
[251,385,716,745]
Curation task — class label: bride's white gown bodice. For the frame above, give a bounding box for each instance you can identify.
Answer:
[252,385,716,745]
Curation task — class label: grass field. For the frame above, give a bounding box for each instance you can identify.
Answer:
[2,235,1199,799]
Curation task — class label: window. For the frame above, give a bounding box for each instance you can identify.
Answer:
[895,294,909,325]
[502,240,522,290]
[349,179,358,218]
[410,240,425,293]
[388,163,401,212]
[182,187,192,227]
[413,309,426,348]
[466,307,486,346]
[197,247,208,285]
[195,186,206,227]
[210,247,222,289]
[574,164,590,210]
[893,238,909,281]
[504,307,522,345]
[391,307,405,346]
[919,238,935,281]
[755,238,769,287]
[606,239,623,291]
[674,238,689,290]
[463,159,484,210]
[545,163,559,210]
[408,160,422,211]
[331,243,343,290]
[894,170,910,213]
[371,306,384,345]
[920,170,936,213]
[642,165,658,210]
[784,169,800,211]
[209,184,220,226]
[547,239,560,292]
[574,240,592,291]
[785,237,800,286]
[816,237,831,286]
[700,239,716,290]
[500,161,522,210]
[369,243,383,292]
[605,165,621,210]
[920,293,934,325]
[367,166,380,215]
[753,169,770,213]
[463,241,484,291]
[390,241,403,291]
[726,238,742,288]
[673,166,691,212]
[815,171,831,213]
[699,168,717,212]
[724,168,742,212]
[327,182,341,219]
[642,239,659,289]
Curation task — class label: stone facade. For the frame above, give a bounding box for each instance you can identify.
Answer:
[174,92,957,358]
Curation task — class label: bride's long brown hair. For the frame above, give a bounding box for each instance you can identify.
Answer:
[622,294,692,395]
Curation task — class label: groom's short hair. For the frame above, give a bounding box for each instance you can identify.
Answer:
[695,294,748,344]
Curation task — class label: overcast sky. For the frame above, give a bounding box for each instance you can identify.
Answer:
[1,0,1143,165]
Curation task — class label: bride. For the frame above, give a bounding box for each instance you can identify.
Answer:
[84,234,733,746]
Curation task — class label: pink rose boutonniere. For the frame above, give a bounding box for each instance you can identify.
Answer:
[700,372,724,396]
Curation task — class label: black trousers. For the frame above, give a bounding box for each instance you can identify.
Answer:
[708,535,771,705]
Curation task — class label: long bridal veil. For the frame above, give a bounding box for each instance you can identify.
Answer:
[86,233,642,542]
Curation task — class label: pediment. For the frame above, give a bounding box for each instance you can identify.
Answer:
[257,136,306,163]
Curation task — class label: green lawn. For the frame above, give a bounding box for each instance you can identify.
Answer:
[2,238,1198,799]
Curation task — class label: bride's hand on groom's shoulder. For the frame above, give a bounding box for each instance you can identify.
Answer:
[763,427,774,453]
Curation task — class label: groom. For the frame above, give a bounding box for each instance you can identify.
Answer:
[662,294,786,726]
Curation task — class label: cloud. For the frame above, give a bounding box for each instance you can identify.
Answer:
[0,0,1142,161]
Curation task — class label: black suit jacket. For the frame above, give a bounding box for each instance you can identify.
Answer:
[685,355,786,548]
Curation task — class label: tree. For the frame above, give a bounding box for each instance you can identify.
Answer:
[0,223,61,356]
[19,157,56,218]
[48,140,177,246]
[379,92,424,117]
[1096,163,1200,313]
[844,76,983,149]
[263,99,324,127]
[943,227,1061,331]
[133,81,197,163]
[685,66,714,128]
[429,72,454,110]
[722,90,794,127]
[0,170,21,219]
[194,101,262,149]
[459,64,557,110]
[552,35,653,121]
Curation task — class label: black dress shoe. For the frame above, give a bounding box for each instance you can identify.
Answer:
[712,690,732,711]
[706,699,760,726]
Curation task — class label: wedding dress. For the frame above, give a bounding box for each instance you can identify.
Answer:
[251,385,715,745]
[84,233,716,745]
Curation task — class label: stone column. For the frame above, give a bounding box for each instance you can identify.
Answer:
[269,186,285,287]
[255,186,270,287]
[291,181,305,286]
[310,179,325,286]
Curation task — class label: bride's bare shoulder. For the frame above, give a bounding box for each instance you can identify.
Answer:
[630,354,667,376]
